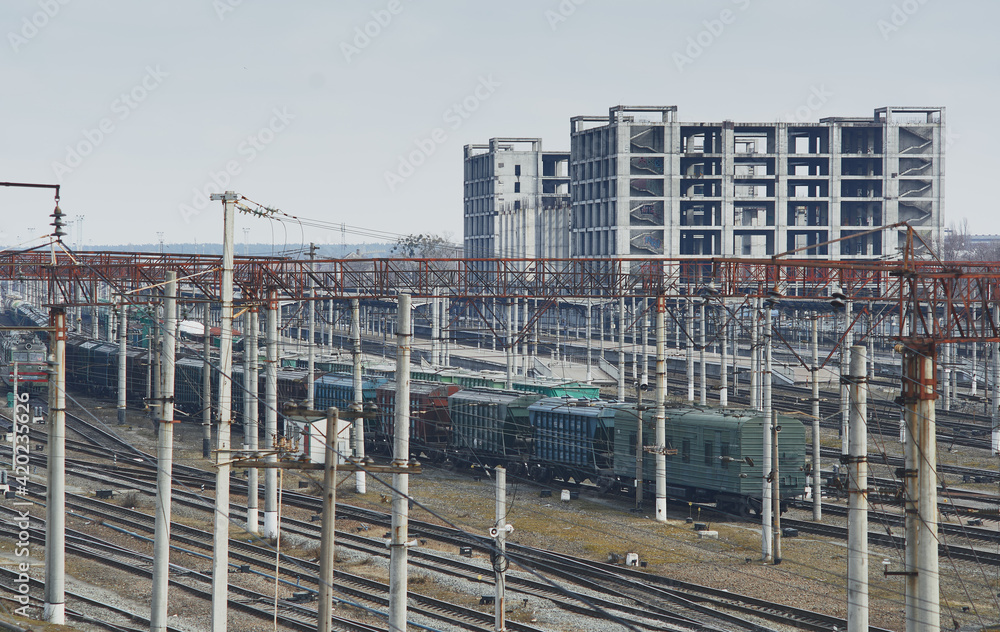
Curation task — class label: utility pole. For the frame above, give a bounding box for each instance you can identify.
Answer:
[151,299,161,425]
[585,299,593,383]
[44,307,66,625]
[719,298,728,407]
[699,299,707,406]
[247,308,259,533]
[504,301,513,389]
[493,466,508,632]
[351,298,366,494]
[902,342,940,631]
[117,296,128,424]
[761,303,773,562]
[431,287,439,366]
[750,298,759,410]
[847,345,868,632]
[264,289,279,539]
[227,406,409,632]
[317,407,339,632]
[840,300,854,455]
[151,271,177,632]
[635,382,646,511]
[686,298,695,403]
[992,305,999,454]
[307,242,317,410]
[617,297,625,401]
[202,302,212,457]
[811,315,822,521]
[389,293,412,632]
[771,411,781,565]
[209,190,236,632]
[654,294,667,523]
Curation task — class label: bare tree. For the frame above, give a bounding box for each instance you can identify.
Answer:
[390,232,460,258]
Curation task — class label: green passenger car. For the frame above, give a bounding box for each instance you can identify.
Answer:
[612,405,807,517]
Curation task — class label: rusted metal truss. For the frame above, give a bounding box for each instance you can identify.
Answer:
[3,248,1000,343]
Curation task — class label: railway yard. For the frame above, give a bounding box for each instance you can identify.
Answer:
[0,386,999,632]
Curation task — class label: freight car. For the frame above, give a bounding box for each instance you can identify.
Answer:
[527,397,616,485]
[371,380,460,459]
[610,404,807,516]
[446,388,542,466]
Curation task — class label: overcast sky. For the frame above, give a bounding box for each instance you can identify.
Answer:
[1,0,995,249]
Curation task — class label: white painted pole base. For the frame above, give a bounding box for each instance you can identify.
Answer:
[44,602,64,625]
[263,512,279,539]
[355,471,366,494]
[246,508,258,534]
[993,429,1000,454]
[655,498,667,522]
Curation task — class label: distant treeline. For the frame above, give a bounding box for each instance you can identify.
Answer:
[84,243,396,258]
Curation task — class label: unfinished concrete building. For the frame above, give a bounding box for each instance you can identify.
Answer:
[465,106,945,261]
[463,138,570,260]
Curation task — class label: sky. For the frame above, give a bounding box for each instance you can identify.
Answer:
[1,0,996,250]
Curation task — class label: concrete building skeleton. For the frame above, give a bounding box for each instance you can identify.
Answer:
[464,106,945,261]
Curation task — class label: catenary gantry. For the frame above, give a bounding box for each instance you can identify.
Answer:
[2,245,1000,345]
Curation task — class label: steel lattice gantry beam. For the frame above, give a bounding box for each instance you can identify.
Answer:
[3,249,1000,343]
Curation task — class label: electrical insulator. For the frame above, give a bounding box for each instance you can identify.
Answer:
[51,204,66,238]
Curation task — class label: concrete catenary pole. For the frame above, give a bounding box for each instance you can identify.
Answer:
[840,300,854,455]
[699,300,707,406]
[771,411,781,564]
[44,307,66,624]
[151,271,177,632]
[719,299,728,407]
[351,298,366,493]
[202,302,212,457]
[641,299,649,387]
[431,287,439,365]
[617,297,625,401]
[389,293,412,632]
[686,298,695,403]
[993,305,1000,454]
[847,345,868,632]
[210,191,236,632]
[586,299,593,383]
[505,301,513,389]
[750,298,760,410]
[117,297,128,424]
[264,290,279,538]
[494,465,507,632]
[811,315,822,521]
[151,300,161,425]
[761,304,773,562]
[903,343,940,632]
[317,407,339,632]
[247,308,259,533]
[654,294,667,523]
[942,343,951,412]
[307,244,316,410]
